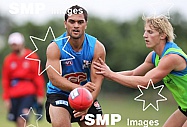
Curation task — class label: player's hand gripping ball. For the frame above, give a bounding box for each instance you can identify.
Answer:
[68,87,93,111]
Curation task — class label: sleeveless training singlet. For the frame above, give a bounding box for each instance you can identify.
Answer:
[152,42,187,111]
[47,32,97,96]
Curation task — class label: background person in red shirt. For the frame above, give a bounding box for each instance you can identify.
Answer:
[2,32,45,127]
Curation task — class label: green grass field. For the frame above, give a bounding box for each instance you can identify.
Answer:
[0,91,177,127]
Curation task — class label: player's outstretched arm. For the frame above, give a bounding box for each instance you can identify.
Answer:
[116,52,155,76]
[93,53,178,88]
[46,42,80,92]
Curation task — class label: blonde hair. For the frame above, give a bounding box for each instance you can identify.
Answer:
[143,16,175,42]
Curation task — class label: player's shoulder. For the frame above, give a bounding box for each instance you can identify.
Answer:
[147,51,155,59]
[162,53,183,62]
[93,40,106,58]
[3,53,12,62]
[144,51,155,64]
[4,51,21,62]
[25,48,39,59]
[85,33,105,51]
[25,48,33,54]
[95,40,105,51]
[85,33,96,40]
[47,41,59,51]
[46,42,60,58]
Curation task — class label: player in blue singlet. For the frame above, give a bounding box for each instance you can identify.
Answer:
[45,5,106,127]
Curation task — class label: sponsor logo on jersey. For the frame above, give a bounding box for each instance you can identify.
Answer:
[83,60,91,69]
[64,60,73,66]
[64,72,87,84]
[55,100,68,106]
[10,61,17,69]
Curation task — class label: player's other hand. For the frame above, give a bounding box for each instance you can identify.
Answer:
[37,96,44,105]
[73,108,89,121]
[83,82,96,93]
[93,57,112,78]
[4,100,11,111]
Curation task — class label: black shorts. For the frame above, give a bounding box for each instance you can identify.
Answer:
[8,95,35,121]
[45,93,103,123]
[178,106,187,117]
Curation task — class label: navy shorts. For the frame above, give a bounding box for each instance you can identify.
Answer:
[178,106,187,117]
[8,95,36,121]
[45,93,103,123]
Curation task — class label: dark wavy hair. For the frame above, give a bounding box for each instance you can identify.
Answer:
[64,5,88,22]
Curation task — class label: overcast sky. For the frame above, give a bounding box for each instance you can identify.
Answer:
[0,0,187,25]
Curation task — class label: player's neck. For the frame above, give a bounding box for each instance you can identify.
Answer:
[153,41,166,57]
[69,36,84,52]
[14,48,25,57]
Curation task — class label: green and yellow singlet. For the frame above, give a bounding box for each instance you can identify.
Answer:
[152,42,187,111]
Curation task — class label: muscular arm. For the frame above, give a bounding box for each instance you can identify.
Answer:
[91,40,106,100]
[117,52,154,76]
[106,54,183,88]
[94,52,185,88]
[46,42,79,91]
[73,40,106,119]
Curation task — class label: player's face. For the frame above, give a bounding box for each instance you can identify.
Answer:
[64,14,87,39]
[10,43,24,53]
[143,23,161,49]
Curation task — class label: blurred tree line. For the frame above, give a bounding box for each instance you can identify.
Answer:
[0,12,187,94]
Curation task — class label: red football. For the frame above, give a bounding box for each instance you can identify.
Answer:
[68,87,93,111]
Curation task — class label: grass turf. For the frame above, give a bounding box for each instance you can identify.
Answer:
[0,91,177,127]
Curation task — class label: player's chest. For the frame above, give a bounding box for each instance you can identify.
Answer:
[9,59,31,71]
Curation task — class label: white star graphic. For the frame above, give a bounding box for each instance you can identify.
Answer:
[20,107,42,127]
[134,79,167,111]
[143,0,174,19]
[55,35,75,62]
[25,26,75,76]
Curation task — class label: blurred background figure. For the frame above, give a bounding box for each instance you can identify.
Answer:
[1,32,45,127]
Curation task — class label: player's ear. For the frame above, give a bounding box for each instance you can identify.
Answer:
[86,21,88,29]
[160,33,167,40]
[64,21,67,29]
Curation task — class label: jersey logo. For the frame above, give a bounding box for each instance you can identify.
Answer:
[10,61,17,69]
[64,72,87,84]
[64,60,73,66]
[23,61,30,68]
[83,60,91,69]
[55,100,68,106]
